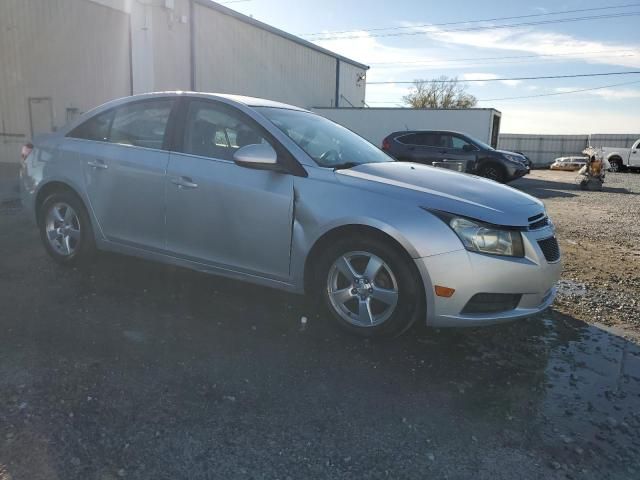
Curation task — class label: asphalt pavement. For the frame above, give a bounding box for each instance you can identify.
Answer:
[1,171,639,480]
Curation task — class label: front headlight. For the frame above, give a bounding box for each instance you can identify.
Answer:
[429,211,524,257]
[503,153,525,164]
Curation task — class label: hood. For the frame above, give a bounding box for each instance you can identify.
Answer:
[336,162,544,227]
[496,149,528,162]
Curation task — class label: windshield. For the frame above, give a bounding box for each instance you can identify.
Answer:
[256,107,394,168]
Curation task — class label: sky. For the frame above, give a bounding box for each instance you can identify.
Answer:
[225,0,640,134]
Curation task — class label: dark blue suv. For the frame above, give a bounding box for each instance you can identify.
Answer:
[382,130,530,183]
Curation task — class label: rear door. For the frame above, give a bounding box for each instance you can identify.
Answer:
[395,132,442,164]
[165,99,294,280]
[67,98,175,250]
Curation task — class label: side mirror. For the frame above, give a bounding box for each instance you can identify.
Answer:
[462,144,476,152]
[233,143,280,171]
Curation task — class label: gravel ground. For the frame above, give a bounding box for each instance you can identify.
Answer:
[1,168,640,480]
[512,170,640,337]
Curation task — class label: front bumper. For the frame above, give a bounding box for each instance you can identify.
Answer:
[507,163,530,180]
[414,227,561,327]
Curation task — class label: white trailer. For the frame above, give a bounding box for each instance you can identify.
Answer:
[312,107,502,148]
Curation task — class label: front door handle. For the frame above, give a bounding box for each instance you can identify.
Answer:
[87,159,108,170]
[171,176,198,189]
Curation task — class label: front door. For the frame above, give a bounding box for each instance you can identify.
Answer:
[437,133,478,172]
[69,98,175,250]
[629,143,640,167]
[165,99,294,280]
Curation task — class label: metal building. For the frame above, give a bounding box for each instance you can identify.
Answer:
[0,0,368,164]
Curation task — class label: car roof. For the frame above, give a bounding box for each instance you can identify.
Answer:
[389,130,469,137]
[59,91,311,135]
[123,91,310,111]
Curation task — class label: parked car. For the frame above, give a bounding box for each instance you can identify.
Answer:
[20,92,560,337]
[550,156,588,171]
[598,138,640,172]
[381,130,530,183]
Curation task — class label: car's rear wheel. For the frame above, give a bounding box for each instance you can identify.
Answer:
[478,163,507,183]
[39,192,95,265]
[316,236,424,337]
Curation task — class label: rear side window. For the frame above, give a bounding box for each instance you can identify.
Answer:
[397,132,440,147]
[67,99,174,150]
[68,110,114,142]
[109,100,174,149]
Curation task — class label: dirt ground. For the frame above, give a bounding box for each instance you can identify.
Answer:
[512,170,640,338]
[1,167,640,480]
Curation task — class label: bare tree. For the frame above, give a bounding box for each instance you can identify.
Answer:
[403,76,477,108]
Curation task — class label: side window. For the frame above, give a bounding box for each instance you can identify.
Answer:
[109,99,174,149]
[438,134,454,149]
[450,136,473,150]
[67,110,114,142]
[396,133,419,145]
[182,100,270,161]
[398,133,441,147]
[416,133,440,147]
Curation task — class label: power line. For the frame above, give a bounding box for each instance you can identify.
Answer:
[301,2,640,37]
[367,71,640,85]
[369,50,639,67]
[366,79,640,104]
[310,12,640,41]
[477,79,640,101]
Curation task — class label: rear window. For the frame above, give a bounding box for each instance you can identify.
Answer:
[68,110,114,142]
[66,99,174,150]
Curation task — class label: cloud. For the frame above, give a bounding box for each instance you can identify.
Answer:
[412,26,640,68]
[501,107,640,134]
[555,86,640,100]
[460,73,522,87]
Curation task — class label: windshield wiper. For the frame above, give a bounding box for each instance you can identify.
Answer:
[332,162,359,171]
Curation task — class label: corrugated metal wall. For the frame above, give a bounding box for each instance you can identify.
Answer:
[338,61,367,107]
[151,0,191,92]
[498,134,640,166]
[194,3,340,108]
[0,0,131,163]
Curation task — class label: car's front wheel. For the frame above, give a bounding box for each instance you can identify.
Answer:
[38,191,95,265]
[478,163,507,183]
[316,236,424,337]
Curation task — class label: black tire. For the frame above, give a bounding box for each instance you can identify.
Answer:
[609,158,624,173]
[38,191,96,266]
[315,235,425,338]
[478,163,507,183]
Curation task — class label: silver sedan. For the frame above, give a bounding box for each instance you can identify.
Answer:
[20,92,561,337]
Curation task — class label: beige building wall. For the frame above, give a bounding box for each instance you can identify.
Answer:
[194,3,338,108]
[0,0,131,163]
[338,61,367,108]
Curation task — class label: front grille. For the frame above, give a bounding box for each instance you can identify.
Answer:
[462,293,522,315]
[529,217,550,230]
[538,236,560,262]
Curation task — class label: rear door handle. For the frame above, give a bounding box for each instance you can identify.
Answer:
[87,159,108,170]
[171,176,198,189]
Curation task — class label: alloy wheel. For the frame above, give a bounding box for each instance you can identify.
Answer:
[326,251,399,327]
[45,202,81,256]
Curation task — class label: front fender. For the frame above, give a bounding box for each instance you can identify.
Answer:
[288,174,464,292]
